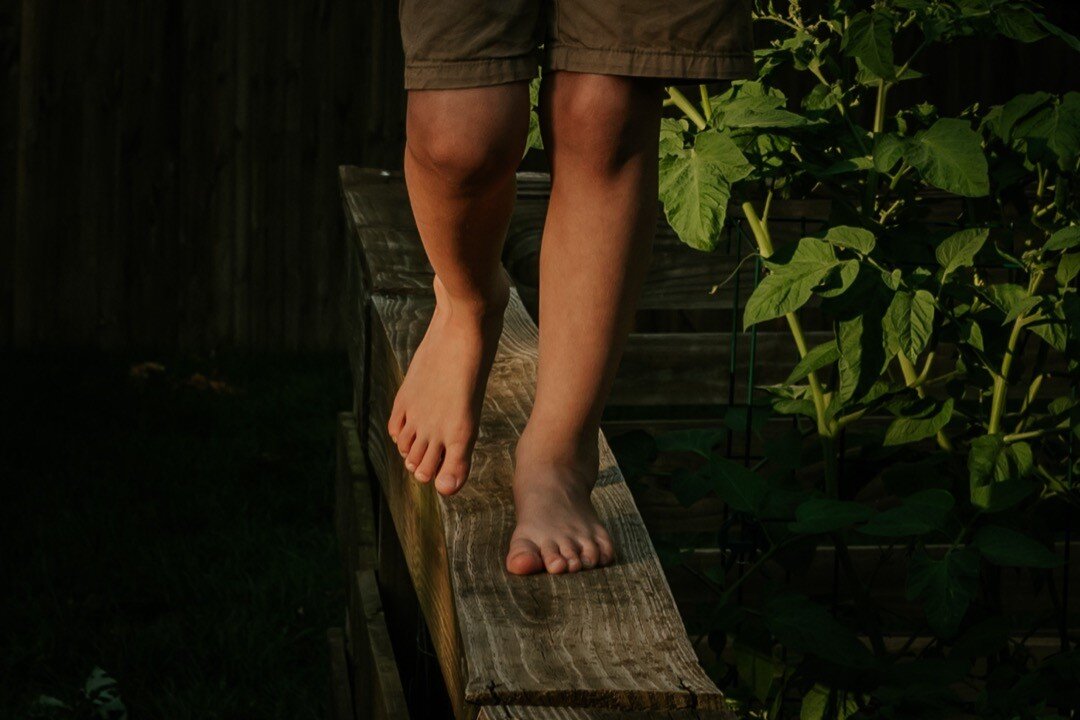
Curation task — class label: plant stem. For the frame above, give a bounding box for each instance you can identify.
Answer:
[742,200,831,437]
[898,354,954,452]
[720,540,788,605]
[864,79,890,215]
[667,87,707,130]
[1003,423,1068,445]
[988,272,1042,435]
[1014,373,1045,433]
[917,351,936,384]
[699,84,712,123]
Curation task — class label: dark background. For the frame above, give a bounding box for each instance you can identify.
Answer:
[2,0,1078,353]
[0,2,1077,718]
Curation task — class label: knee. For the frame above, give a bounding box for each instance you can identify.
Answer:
[547,76,661,172]
[407,105,526,190]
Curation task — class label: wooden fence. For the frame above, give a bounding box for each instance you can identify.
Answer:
[3,0,407,351]
[2,0,1077,352]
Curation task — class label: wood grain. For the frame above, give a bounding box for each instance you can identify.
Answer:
[366,291,728,714]
[344,168,729,714]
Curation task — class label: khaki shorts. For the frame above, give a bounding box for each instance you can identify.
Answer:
[400,0,754,90]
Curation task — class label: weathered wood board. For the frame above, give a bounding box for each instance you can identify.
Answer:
[341,167,729,717]
[351,569,412,720]
[337,412,378,580]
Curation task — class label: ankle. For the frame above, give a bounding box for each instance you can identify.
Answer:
[433,271,510,321]
[516,419,598,467]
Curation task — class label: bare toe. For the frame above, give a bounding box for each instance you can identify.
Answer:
[595,532,616,566]
[387,405,405,443]
[578,538,600,569]
[560,539,583,573]
[404,437,427,475]
[414,443,443,483]
[541,541,567,574]
[506,538,544,575]
[434,442,470,496]
[396,424,416,458]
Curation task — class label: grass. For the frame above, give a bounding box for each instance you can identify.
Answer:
[0,353,350,719]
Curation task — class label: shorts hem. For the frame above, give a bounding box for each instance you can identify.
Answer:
[404,55,539,90]
[545,42,754,82]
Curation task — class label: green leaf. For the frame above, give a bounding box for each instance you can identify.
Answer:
[810,156,874,177]
[836,312,886,405]
[763,594,877,668]
[968,434,1006,486]
[884,289,936,362]
[1036,15,1080,53]
[984,283,1030,316]
[961,319,984,351]
[1029,299,1068,351]
[968,433,1037,510]
[704,456,769,515]
[993,5,1047,43]
[1046,226,1080,251]
[800,684,861,720]
[735,642,779,704]
[883,398,953,446]
[788,498,874,534]
[659,129,752,251]
[973,525,1062,569]
[744,239,839,327]
[904,118,990,197]
[823,226,876,255]
[860,489,954,537]
[818,260,859,298]
[719,93,814,129]
[873,133,906,173]
[1057,252,1079,286]
[985,92,1053,142]
[842,10,895,80]
[936,228,988,276]
[525,77,544,155]
[658,118,688,157]
[786,342,839,384]
[907,547,980,638]
[1012,92,1080,170]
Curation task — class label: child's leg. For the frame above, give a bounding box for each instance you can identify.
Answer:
[507,72,662,575]
[389,83,530,495]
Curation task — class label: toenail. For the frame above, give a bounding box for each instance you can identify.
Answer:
[582,557,595,568]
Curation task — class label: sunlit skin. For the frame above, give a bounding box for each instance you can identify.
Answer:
[388,72,662,575]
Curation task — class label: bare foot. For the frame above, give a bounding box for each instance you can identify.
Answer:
[506,427,616,575]
[388,272,510,495]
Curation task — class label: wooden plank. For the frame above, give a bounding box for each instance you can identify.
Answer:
[336,412,378,580]
[351,569,411,720]
[363,286,727,715]
[328,627,356,720]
